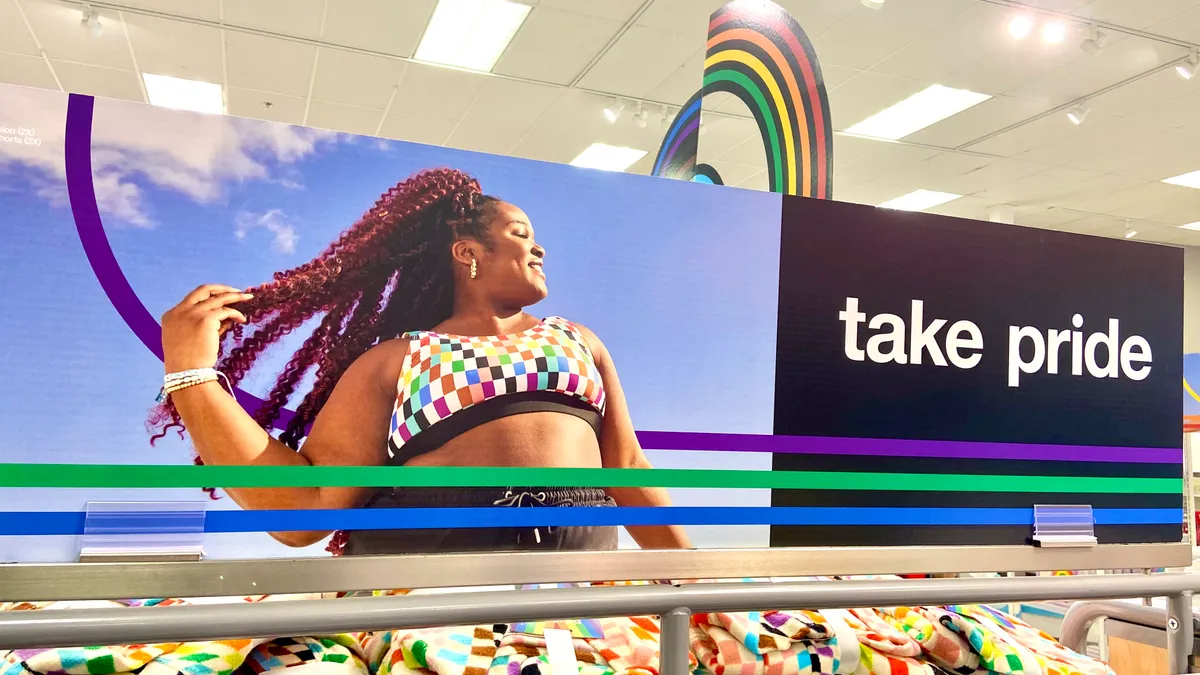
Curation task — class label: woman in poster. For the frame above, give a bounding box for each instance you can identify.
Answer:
[151,167,690,556]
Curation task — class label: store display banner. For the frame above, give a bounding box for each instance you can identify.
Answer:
[0,84,1182,561]
[772,196,1183,546]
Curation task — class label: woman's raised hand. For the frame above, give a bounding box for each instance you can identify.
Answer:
[161,284,252,372]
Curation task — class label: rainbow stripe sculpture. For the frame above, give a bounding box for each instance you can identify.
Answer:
[652,0,833,199]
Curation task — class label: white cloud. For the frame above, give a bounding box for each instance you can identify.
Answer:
[0,83,335,227]
[235,209,298,254]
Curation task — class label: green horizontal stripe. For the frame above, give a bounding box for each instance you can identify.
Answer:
[0,464,1182,494]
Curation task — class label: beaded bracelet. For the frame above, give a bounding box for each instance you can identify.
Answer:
[156,367,233,402]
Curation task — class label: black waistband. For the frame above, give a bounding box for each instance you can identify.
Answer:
[366,486,613,508]
[387,391,602,466]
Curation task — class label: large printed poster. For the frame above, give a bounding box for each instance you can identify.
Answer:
[0,83,1184,562]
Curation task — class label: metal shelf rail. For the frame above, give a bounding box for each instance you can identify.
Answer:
[4,573,1200,674]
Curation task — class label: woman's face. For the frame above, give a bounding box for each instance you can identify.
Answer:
[476,201,548,305]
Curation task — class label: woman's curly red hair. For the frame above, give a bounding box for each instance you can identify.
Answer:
[147,167,500,553]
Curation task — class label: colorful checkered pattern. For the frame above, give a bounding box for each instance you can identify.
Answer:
[389,317,606,456]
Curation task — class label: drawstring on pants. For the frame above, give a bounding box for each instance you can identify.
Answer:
[492,489,575,545]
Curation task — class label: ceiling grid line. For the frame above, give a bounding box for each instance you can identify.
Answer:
[116,10,148,103]
[11,0,63,91]
[300,0,330,127]
[566,0,656,89]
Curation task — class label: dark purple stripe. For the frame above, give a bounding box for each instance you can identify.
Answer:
[636,431,1181,464]
[665,117,700,169]
[64,94,294,429]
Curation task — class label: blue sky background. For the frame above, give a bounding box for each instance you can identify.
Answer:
[0,91,782,561]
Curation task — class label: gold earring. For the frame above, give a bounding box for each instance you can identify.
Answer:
[470,258,478,279]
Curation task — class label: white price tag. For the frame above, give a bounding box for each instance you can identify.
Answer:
[543,628,579,675]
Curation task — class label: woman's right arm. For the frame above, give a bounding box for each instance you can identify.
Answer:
[162,285,401,546]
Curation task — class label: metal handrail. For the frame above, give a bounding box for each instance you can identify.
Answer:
[1060,599,1200,653]
[4,573,1200,675]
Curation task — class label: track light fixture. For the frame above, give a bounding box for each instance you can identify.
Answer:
[633,102,648,128]
[1080,26,1107,56]
[861,0,884,9]
[1066,103,1090,125]
[80,3,102,38]
[1124,221,1138,239]
[1177,51,1200,80]
[603,99,625,123]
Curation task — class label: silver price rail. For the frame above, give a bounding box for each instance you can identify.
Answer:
[0,543,1189,601]
[4,573,1200,674]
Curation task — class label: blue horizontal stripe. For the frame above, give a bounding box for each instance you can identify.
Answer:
[0,507,1180,536]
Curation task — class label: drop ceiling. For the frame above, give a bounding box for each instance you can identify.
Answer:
[5,0,1200,244]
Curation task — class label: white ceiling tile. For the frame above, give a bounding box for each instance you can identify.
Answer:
[1006,36,1184,106]
[1152,206,1200,227]
[51,61,142,101]
[696,115,761,162]
[646,50,704,106]
[310,49,406,110]
[976,165,1100,203]
[1005,113,1124,165]
[1149,6,1200,43]
[828,71,926,131]
[934,157,1054,195]
[1016,205,1087,227]
[224,31,316,97]
[835,143,941,186]
[445,80,561,156]
[713,132,770,167]
[510,90,658,164]
[965,113,1080,156]
[576,25,700,98]
[125,13,223,83]
[771,0,860,39]
[19,0,133,70]
[1077,0,1199,30]
[495,7,621,86]
[1087,68,1198,119]
[735,167,768,191]
[378,112,459,147]
[0,52,56,89]
[227,87,306,125]
[705,162,766,187]
[1,0,40,56]
[306,100,382,136]
[1064,181,1176,215]
[389,61,487,119]
[320,0,436,58]
[536,0,645,22]
[223,0,326,39]
[116,0,221,21]
[811,0,975,71]
[926,194,993,220]
[878,152,996,186]
[637,0,727,38]
[1019,173,1145,208]
[906,95,1047,148]
[870,3,1006,82]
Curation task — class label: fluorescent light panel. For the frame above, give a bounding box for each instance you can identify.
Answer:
[1162,170,1200,189]
[1180,221,1200,231]
[877,190,962,212]
[844,85,991,140]
[569,143,647,172]
[142,73,224,115]
[415,0,531,72]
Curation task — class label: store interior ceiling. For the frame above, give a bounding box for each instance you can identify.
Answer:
[6,0,1200,244]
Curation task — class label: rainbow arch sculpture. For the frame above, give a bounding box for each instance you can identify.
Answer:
[652,0,833,199]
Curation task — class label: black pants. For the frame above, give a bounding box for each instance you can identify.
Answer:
[342,487,619,556]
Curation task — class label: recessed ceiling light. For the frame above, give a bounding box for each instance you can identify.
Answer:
[1162,170,1200,189]
[569,143,647,172]
[1009,15,1034,39]
[1041,20,1068,44]
[844,85,991,140]
[142,73,224,115]
[1180,221,1200,231]
[414,0,531,72]
[877,190,962,212]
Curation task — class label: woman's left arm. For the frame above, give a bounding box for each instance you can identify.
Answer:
[577,325,692,550]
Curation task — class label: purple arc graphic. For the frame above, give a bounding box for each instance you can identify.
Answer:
[63,93,1181,465]
[65,94,295,430]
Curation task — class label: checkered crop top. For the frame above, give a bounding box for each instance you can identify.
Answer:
[386,317,607,464]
